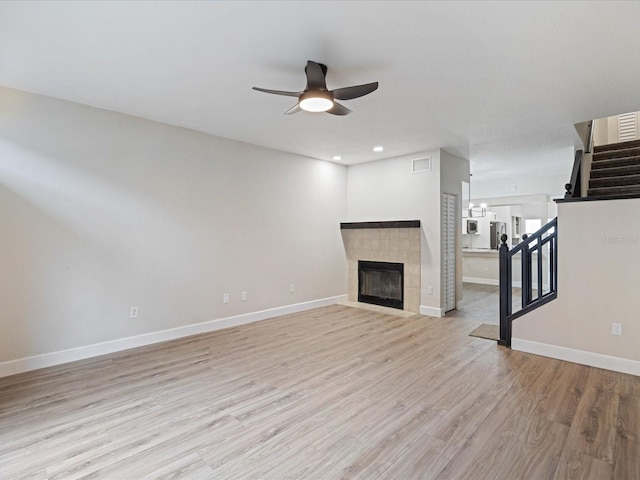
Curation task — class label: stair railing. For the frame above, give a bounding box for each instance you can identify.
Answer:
[566,120,594,198]
[565,149,583,198]
[499,217,558,347]
[585,119,594,154]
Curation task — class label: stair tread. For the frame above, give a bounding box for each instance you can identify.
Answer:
[589,174,640,188]
[588,184,640,196]
[591,156,640,169]
[583,193,640,201]
[589,173,640,180]
[593,148,640,162]
[594,139,640,153]
[590,164,640,178]
[593,147,640,161]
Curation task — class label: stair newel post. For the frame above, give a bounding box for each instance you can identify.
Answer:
[498,234,512,347]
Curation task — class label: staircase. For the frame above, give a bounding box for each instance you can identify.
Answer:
[589,139,640,197]
[498,218,558,347]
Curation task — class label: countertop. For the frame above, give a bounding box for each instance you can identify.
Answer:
[462,248,499,254]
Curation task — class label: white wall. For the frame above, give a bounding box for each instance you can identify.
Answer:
[512,199,640,374]
[346,150,469,313]
[346,151,441,311]
[593,117,609,146]
[470,170,570,200]
[0,87,348,364]
[593,112,640,145]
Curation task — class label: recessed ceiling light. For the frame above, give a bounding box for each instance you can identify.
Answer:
[373,146,384,152]
[332,155,342,161]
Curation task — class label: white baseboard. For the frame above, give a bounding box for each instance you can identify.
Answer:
[512,338,640,377]
[0,295,348,379]
[420,305,444,317]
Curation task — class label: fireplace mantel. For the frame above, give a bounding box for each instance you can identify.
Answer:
[340,220,420,230]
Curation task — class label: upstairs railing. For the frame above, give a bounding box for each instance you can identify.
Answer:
[499,218,558,347]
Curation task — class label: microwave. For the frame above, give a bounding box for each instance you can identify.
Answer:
[467,219,478,234]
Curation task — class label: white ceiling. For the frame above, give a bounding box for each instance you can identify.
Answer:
[1,1,639,176]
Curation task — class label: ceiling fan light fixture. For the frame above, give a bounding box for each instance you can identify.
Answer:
[299,90,334,112]
[253,60,378,116]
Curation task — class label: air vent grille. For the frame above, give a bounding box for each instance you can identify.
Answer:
[618,112,638,142]
[412,156,431,173]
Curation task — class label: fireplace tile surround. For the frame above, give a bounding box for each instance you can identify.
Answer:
[340,221,421,313]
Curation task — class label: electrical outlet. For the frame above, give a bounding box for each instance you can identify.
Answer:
[290,284,295,293]
[223,293,230,304]
[129,307,138,319]
[612,323,623,335]
[241,291,248,301]
[427,286,433,295]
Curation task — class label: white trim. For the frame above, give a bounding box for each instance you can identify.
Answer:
[512,338,640,377]
[420,305,444,317]
[463,276,499,286]
[0,295,348,379]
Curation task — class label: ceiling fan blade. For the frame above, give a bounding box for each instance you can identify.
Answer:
[284,103,302,115]
[305,60,327,90]
[253,87,301,97]
[326,102,352,116]
[332,82,379,100]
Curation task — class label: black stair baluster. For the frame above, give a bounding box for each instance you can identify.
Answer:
[499,218,558,348]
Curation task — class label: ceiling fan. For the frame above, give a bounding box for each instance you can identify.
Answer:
[252,60,379,116]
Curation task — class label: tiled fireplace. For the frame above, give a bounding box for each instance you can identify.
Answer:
[340,221,421,313]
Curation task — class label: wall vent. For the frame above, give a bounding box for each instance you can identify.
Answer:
[412,156,431,173]
[618,112,638,142]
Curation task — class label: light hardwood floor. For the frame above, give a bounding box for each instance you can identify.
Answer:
[1,284,638,479]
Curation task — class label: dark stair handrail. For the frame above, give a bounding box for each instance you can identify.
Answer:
[499,217,558,347]
[565,149,583,198]
[585,119,594,154]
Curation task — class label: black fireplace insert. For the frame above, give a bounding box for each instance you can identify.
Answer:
[358,260,404,310]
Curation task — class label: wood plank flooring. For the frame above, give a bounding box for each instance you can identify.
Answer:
[1,284,638,479]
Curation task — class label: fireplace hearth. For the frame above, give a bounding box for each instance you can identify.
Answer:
[358,260,404,310]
